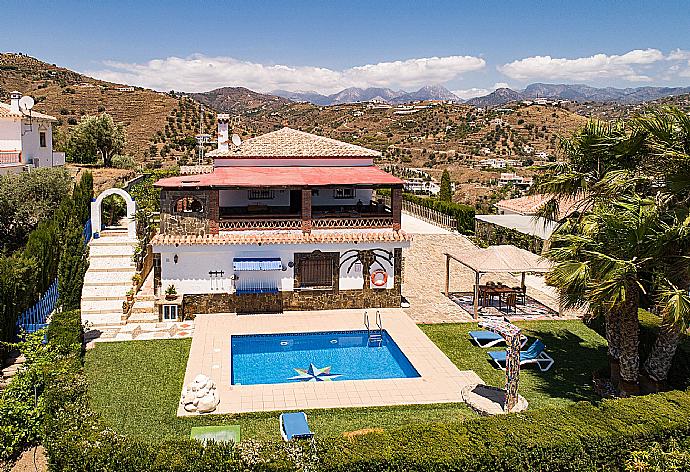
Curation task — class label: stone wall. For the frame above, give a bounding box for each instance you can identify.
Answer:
[181,247,403,317]
[182,287,401,318]
[159,189,214,236]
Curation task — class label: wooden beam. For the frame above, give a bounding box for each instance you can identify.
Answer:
[474,271,480,320]
[444,253,450,296]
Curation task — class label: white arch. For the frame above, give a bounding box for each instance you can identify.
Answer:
[91,188,136,239]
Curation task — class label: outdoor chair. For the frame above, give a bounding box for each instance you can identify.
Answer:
[469,330,528,348]
[280,412,315,441]
[487,339,555,372]
[503,292,517,313]
[512,286,527,305]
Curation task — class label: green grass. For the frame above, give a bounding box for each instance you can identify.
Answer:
[85,320,607,441]
[85,339,474,441]
[420,320,609,409]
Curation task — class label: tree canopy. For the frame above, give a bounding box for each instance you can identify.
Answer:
[67,113,126,167]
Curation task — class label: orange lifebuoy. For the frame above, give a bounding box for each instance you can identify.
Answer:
[370,270,388,287]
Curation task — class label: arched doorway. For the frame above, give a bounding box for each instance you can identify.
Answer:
[91,188,136,239]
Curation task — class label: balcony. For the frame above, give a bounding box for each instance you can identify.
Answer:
[0,151,21,166]
[219,206,394,231]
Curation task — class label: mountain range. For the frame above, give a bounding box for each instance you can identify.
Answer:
[466,83,690,107]
[272,85,460,105]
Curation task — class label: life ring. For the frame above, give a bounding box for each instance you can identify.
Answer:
[370,270,388,287]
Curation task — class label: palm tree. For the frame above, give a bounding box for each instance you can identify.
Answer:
[537,107,690,391]
[545,197,657,393]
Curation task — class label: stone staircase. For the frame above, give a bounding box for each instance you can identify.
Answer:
[1,350,26,391]
[81,229,137,327]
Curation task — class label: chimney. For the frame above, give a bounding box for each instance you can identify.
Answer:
[217,114,230,152]
[9,91,21,113]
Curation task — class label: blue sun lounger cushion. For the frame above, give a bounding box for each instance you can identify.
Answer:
[488,339,554,372]
[280,412,314,441]
[469,330,528,348]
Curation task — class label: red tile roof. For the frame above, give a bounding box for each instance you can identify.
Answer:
[151,230,411,246]
[208,127,381,158]
[496,194,583,220]
[154,166,403,188]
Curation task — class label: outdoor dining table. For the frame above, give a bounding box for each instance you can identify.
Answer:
[477,285,520,310]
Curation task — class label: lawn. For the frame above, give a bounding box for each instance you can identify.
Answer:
[420,320,609,409]
[84,319,608,441]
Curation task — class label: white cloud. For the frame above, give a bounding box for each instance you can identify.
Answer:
[452,82,512,100]
[86,54,485,94]
[451,87,489,99]
[498,49,665,82]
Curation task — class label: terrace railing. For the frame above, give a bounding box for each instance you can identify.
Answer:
[311,215,394,229]
[379,195,457,230]
[219,217,302,231]
[0,151,21,165]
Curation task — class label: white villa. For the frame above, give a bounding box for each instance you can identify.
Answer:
[0,91,64,175]
[149,115,410,318]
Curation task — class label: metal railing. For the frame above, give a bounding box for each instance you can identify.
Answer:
[312,215,393,229]
[219,217,302,231]
[379,195,457,230]
[16,280,58,334]
[0,151,21,165]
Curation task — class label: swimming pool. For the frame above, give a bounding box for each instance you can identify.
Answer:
[231,330,420,385]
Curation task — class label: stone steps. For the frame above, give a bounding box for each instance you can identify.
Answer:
[81,298,124,314]
[81,285,132,301]
[1,351,26,391]
[89,244,136,257]
[83,271,132,286]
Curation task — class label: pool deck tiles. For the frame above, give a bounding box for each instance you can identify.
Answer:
[178,308,483,416]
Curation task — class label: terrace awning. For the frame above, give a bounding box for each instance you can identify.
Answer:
[443,245,553,319]
[233,257,283,271]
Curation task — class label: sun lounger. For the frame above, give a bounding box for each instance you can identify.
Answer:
[487,339,554,372]
[280,412,314,441]
[469,330,528,348]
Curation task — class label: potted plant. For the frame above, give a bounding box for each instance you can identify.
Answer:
[165,284,177,300]
[126,288,134,303]
[132,273,142,286]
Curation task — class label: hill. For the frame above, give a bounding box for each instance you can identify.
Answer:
[0,53,215,163]
[467,83,690,107]
[271,85,460,105]
[189,86,291,114]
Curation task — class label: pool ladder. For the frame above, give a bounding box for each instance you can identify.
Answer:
[364,310,383,347]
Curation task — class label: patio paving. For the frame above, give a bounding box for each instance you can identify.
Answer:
[401,233,575,323]
[179,308,483,416]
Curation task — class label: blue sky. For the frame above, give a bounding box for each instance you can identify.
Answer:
[2,1,689,97]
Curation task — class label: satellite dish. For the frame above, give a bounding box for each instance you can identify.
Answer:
[231,134,242,146]
[18,96,34,111]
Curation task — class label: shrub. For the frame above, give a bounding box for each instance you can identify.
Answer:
[111,154,136,169]
[402,192,475,234]
[46,310,83,354]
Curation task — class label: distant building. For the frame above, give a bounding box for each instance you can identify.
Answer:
[117,86,135,92]
[497,172,533,189]
[404,177,441,195]
[0,91,64,175]
[495,194,582,220]
[478,158,520,169]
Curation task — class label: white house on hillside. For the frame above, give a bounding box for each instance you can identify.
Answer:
[0,91,64,175]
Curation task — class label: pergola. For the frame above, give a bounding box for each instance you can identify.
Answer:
[443,245,552,319]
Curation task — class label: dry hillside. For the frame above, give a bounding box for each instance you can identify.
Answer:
[0,53,213,161]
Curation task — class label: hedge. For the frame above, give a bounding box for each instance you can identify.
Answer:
[377,189,475,234]
[7,309,690,470]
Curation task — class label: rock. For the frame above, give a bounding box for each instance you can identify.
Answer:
[197,392,220,413]
[180,374,219,414]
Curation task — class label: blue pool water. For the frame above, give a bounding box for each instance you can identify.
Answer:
[231,330,420,385]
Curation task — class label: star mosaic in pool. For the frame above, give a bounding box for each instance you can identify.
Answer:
[288,363,342,382]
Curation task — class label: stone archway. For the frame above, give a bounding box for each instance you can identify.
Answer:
[91,188,136,239]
